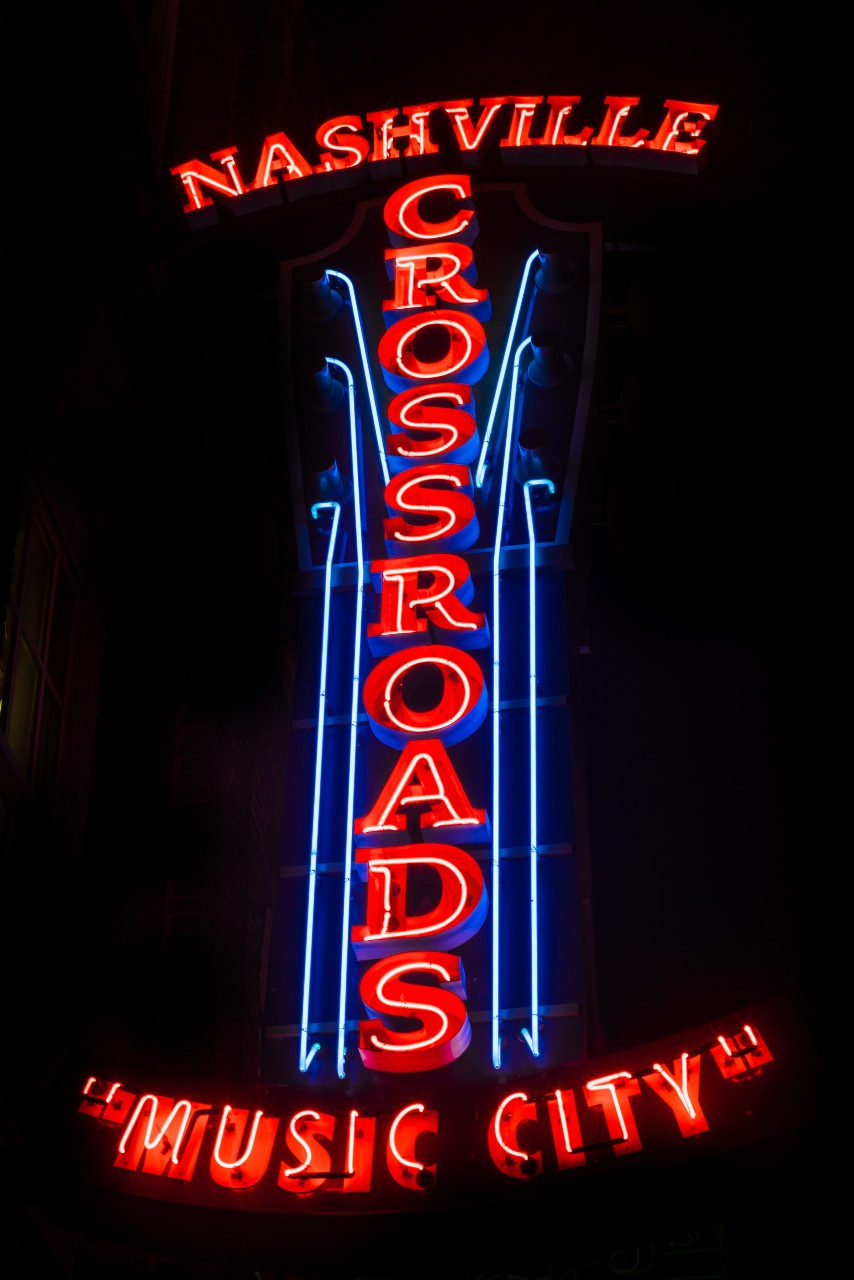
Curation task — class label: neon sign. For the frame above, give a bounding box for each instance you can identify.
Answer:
[70,124,801,1225]
[171,94,719,217]
[76,1007,787,1209]
[346,173,495,1074]
[254,168,602,1085]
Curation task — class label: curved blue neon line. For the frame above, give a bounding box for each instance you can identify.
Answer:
[520,478,555,1060]
[298,500,341,1073]
[326,270,390,487]
[475,251,539,490]
[327,357,366,1080]
[491,335,532,1069]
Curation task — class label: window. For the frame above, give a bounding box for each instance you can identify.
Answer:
[1,493,76,804]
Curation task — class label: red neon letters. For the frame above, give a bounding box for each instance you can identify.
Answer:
[351,843,488,957]
[378,312,489,391]
[115,1094,210,1181]
[382,466,479,553]
[352,174,493,1072]
[278,1110,336,1193]
[355,737,488,843]
[367,554,488,653]
[171,97,720,215]
[210,1107,280,1189]
[358,951,471,1072]
[582,1073,643,1156]
[387,1103,438,1189]
[384,243,490,318]
[315,115,372,171]
[83,1014,776,1192]
[385,384,480,470]
[488,1091,542,1179]
[361,645,487,748]
[383,174,477,243]
[642,1054,709,1138]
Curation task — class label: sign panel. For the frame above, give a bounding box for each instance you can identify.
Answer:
[68,106,798,1226]
[262,173,601,1089]
[75,996,793,1215]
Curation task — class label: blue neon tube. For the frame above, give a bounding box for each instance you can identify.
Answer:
[327,270,390,486]
[326,357,366,1079]
[475,251,539,490]
[490,335,532,1069]
[298,500,341,1073]
[520,478,555,1058]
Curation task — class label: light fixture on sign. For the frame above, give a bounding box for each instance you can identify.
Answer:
[514,427,558,488]
[307,357,346,412]
[525,327,573,388]
[300,268,344,321]
[535,250,576,294]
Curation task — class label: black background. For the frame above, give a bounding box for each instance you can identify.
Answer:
[3,3,839,1276]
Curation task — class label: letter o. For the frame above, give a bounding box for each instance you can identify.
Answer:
[378,312,489,394]
[362,645,487,747]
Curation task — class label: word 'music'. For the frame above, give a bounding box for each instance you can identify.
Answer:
[171,94,719,213]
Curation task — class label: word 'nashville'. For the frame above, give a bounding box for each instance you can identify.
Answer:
[171,93,719,213]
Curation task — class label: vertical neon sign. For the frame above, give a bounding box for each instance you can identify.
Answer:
[356,175,492,1072]
[267,165,601,1086]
